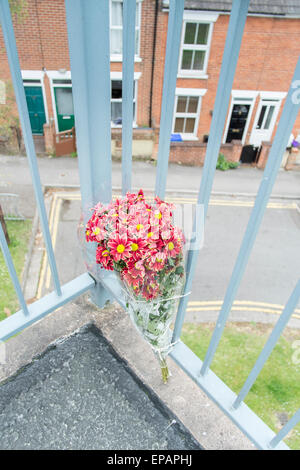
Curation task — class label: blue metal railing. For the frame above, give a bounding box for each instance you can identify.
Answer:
[0,0,299,450]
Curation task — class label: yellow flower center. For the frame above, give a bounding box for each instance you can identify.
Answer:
[131,243,139,252]
[168,242,174,251]
[156,258,163,263]
[86,230,90,236]
[112,213,118,217]
[136,223,144,231]
[117,244,125,253]
[93,227,100,235]
[102,250,109,257]
[147,232,153,238]
[155,212,162,219]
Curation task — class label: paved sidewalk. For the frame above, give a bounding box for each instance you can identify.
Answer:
[1,155,300,219]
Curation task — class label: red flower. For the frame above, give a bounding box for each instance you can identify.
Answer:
[108,233,131,262]
[129,238,148,260]
[96,245,113,270]
[164,235,182,258]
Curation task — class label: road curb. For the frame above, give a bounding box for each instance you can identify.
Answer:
[21,207,39,293]
[43,184,300,201]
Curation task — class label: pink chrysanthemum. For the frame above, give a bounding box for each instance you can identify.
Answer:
[163,235,181,258]
[107,233,131,261]
[96,244,113,270]
[149,251,166,271]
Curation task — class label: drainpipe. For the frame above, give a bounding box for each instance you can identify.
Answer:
[149,0,159,128]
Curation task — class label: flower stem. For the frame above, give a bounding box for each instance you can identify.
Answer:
[159,357,169,384]
[161,364,169,384]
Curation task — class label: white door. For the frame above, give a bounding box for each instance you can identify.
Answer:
[250,99,281,147]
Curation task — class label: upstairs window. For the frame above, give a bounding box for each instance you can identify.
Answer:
[110,0,141,57]
[178,14,217,77]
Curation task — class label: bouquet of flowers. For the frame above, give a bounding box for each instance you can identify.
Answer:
[84,189,186,383]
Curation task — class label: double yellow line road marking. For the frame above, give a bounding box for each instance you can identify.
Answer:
[187,300,300,320]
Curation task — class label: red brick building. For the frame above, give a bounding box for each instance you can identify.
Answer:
[0,0,300,166]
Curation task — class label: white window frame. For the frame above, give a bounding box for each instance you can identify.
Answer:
[110,0,142,62]
[223,90,258,144]
[249,92,286,146]
[111,71,141,128]
[172,88,207,140]
[21,70,49,125]
[47,71,72,133]
[178,11,218,79]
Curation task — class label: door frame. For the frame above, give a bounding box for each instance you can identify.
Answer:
[21,70,49,128]
[249,91,287,147]
[47,71,72,133]
[223,90,258,144]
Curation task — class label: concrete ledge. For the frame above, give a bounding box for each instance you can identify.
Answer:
[0,295,255,450]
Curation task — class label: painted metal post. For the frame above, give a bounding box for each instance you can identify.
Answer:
[0,0,61,296]
[200,55,300,376]
[233,280,300,409]
[122,0,136,195]
[155,0,184,199]
[65,0,112,307]
[65,0,112,208]
[172,0,250,343]
[269,409,300,449]
[0,223,29,316]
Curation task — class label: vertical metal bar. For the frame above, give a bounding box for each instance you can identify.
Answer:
[0,0,61,296]
[269,409,300,449]
[155,0,184,199]
[200,55,300,376]
[0,223,29,316]
[233,280,300,409]
[65,0,112,308]
[65,0,112,208]
[172,0,250,342]
[122,0,136,195]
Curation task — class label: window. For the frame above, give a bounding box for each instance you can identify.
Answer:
[172,89,206,139]
[178,13,218,77]
[110,0,141,57]
[111,80,137,126]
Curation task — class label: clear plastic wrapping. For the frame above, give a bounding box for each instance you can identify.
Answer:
[78,189,188,382]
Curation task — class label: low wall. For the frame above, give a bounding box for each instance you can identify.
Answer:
[168,139,243,166]
[111,128,154,159]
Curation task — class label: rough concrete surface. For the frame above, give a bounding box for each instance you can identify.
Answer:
[0,325,201,450]
[0,296,255,450]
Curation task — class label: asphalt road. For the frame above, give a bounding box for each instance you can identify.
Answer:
[1,155,300,325]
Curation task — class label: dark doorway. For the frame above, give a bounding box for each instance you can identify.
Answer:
[240,145,259,164]
[226,104,250,143]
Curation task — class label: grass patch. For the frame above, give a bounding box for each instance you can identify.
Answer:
[0,219,32,321]
[181,322,300,449]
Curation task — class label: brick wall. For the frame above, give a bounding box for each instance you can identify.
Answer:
[152,6,300,161]
[0,0,300,166]
[169,139,242,166]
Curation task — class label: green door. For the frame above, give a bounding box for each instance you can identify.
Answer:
[54,87,75,132]
[24,86,46,135]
